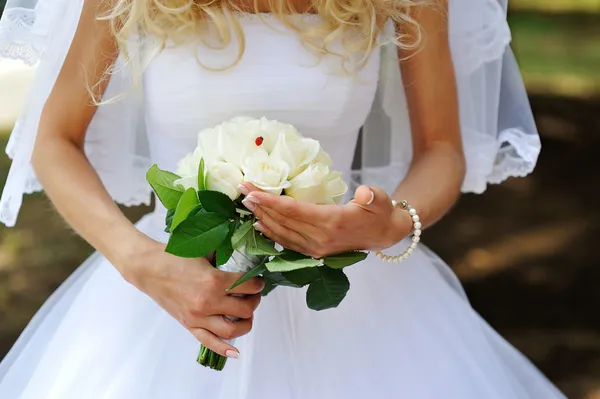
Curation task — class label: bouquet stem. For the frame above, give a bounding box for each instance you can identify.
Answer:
[197,345,229,371]
[197,250,264,371]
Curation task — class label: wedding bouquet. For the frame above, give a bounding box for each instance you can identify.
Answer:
[146,117,367,370]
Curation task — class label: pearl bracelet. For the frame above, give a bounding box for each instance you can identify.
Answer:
[374,200,422,263]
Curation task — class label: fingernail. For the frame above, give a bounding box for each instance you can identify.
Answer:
[258,278,266,291]
[366,190,375,205]
[242,195,259,211]
[253,221,265,233]
[237,184,249,196]
[225,350,239,359]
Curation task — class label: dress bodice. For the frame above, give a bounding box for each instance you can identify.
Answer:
[142,15,381,182]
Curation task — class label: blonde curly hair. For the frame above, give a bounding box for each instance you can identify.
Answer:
[102,0,426,70]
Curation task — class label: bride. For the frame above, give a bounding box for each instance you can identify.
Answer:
[0,0,566,398]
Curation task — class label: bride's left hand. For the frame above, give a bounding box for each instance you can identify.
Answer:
[239,184,413,259]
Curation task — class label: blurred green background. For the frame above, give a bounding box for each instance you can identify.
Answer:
[1,1,599,398]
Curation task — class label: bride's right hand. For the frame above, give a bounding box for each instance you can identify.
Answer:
[122,239,264,359]
[26,0,262,361]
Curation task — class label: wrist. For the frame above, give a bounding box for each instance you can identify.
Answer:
[109,230,162,284]
[375,200,423,263]
[389,205,414,242]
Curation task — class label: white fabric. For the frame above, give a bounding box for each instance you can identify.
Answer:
[0,12,564,399]
[0,0,541,227]
[0,214,567,399]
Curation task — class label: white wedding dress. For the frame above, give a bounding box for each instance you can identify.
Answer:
[0,9,566,399]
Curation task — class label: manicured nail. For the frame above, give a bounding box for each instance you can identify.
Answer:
[237,184,250,196]
[366,190,375,205]
[225,350,239,359]
[242,195,259,211]
[253,221,265,233]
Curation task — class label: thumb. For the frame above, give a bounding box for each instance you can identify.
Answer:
[353,185,375,206]
[350,185,391,211]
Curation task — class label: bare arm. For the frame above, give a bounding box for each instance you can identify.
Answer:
[30,0,263,357]
[391,1,465,227]
[31,0,145,275]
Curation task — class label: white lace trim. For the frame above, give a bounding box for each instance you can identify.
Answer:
[353,126,541,196]
[15,167,153,205]
[0,164,152,228]
[0,7,43,66]
[487,128,541,186]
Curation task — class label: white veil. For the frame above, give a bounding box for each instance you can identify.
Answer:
[360,0,540,194]
[0,0,541,227]
[0,0,152,228]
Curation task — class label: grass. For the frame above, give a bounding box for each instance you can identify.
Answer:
[510,12,600,96]
[510,0,600,96]
[510,0,600,13]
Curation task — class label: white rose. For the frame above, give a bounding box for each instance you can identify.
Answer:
[257,117,301,152]
[197,127,222,165]
[323,171,348,204]
[314,148,333,167]
[174,147,203,191]
[285,164,348,205]
[242,149,291,196]
[217,121,264,169]
[239,118,278,153]
[269,133,321,178]
[217,117,300,158]
[228,116,256,125]
[205,161,244,200]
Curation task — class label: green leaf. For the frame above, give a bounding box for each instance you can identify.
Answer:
[262,271,304,288]
[246,229,282,256]
[188,204,205,217]
[261,279,278,296]
[215,224,235,267]
[227,262,268,291]
[283,267,321,286]
[146,164,184,210]
[306,268,350,311]
[323,251,369,269]
[266,250,321,273]
[166,212,230,258]
[231,220,254,250]
[170,188,201,233]
[164,208,176,233]
[198,190,236,218]
[198,158,205,191]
